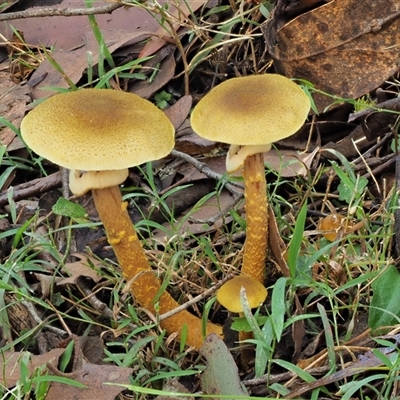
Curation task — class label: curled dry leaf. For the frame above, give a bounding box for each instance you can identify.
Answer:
[264,147,319,177]
[264,0,400,112]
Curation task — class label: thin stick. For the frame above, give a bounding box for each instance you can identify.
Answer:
[0,3,122,21]
[159,274,232,321]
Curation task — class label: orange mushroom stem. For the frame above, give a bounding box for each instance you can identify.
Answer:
[241,153,268,283]
[92,186,223,349]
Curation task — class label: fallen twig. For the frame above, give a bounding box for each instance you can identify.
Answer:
[0,171,62,207]
[0,3,122,21]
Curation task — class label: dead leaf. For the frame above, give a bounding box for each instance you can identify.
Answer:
[155,379,194,400]
[1,0,158,50]
[0,0,18,13]
[139,0,208,58]
[33,273,63,299]
[292,294,305,362]
[0,349,65,388]
[268,205,289,277]
[0,72,30,151]
[264,147,319,177]
[287,345,396,399]
[175,122,224,155]
[57,253,103,286]
[45,360,133,400]
[264,0,400,111]
[152,181,231,244]
[129,50,176,99]
[164,95,192,130]
[29,30,153,100]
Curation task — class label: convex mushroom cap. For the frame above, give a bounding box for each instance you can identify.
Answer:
[20,89,175,195]
[217,275,267,313]
[190,74,311,172]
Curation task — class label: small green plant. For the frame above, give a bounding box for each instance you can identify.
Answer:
[154,91,172,109]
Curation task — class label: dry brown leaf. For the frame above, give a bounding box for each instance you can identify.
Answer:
[33,273,63,299]
[45,359,133,400]
[268,205,289,277]
[0,72,30,151]
[164,95,193,130]
[0,349,65,388]
[153,188,236,243]
[264,147,319,177]
[57,253,103,286]
[287,346,394,399]
[139,0,208,57]
[1,0,158,50]
[155,379,194,400]
[175,122,223,155]
[264,0,400,111]
[29,30,153,100]
[129,51,176,99]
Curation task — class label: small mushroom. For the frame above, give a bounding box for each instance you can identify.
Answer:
[319,213,344,242]
[20,88,222,349]
[217,275,267,364]
[191,74,310,283]
[217,275,267,314]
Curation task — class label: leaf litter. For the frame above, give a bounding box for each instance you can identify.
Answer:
[1,0,400,398]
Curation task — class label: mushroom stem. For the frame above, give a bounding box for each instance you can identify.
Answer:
[241,153,268,283]
[91,185,223,349]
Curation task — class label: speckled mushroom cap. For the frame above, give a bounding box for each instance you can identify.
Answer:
[217,275,267,313]
[20,89,175,171]
[190,74,310,146]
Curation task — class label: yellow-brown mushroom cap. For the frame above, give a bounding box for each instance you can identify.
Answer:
[20,89,175,171]
[217,275,267,313]
[190,74,310,146]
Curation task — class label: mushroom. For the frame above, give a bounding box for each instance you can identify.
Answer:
[191,74,310,283]
[217,275,267,356]
[319,213,344,242]
[217,275,267,314]
[20,88,222,349]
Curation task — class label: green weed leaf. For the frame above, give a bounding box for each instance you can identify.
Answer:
[271,277,287,342]
[368,265,400,330]
[287,200,308,277]
[52,198,89,224]
[200,333,249,397]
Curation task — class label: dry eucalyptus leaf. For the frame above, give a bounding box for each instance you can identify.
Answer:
[164,95,193,130]
[0,72,30,151]
[129,51,176,99]
[33,273,63,299]
[264,0,400,111]
[28,30,152,100]
[2,0,157,50]
[268,205,289,277]
[152,186,235,244]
